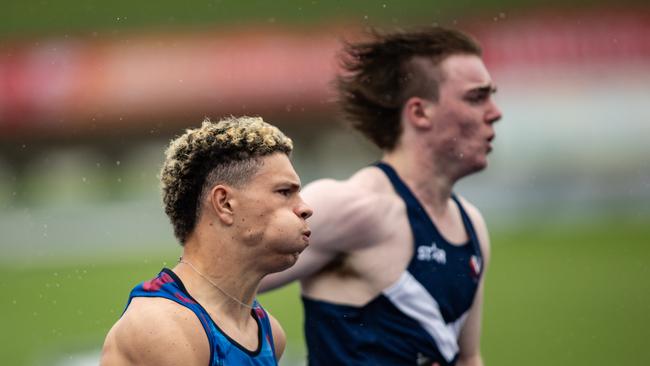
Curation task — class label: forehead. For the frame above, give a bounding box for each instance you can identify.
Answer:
[249,153,299,185]
[438,54,493,90]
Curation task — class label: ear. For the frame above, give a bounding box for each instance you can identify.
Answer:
[208,185,235,225]
[402,97,434,130]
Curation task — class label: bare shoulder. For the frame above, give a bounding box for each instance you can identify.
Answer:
[304,166,398,217]
[100,297,209,366]
[302,166,401,250]
[456,195,491,261]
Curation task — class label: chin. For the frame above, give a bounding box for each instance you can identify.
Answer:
[267,252,300,274]
[472,156,489,171]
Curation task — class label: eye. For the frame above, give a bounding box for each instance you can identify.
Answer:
[465,87,496,105]
[465,93,488,105]
[277,188,292,197]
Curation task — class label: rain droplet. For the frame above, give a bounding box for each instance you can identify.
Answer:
[82,177,87,182]
[116,160,121,166]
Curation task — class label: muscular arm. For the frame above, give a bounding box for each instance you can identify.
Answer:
[260,178,384,292]
[456,198,491,366]
[100,298,209,366]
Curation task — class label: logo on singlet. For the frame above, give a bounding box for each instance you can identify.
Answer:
[469,255,482,277]
[417,242,446,264]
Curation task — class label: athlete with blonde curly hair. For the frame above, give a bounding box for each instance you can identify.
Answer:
[101,116,313,366]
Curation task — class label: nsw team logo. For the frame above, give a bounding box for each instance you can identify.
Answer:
[417,242,446,264]
[469,255,482,277]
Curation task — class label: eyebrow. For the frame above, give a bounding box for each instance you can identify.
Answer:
[467,85,497,95]
[277,181,301,191]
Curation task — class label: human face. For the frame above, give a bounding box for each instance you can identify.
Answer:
[427,54,502,178]
[231,152,313,273]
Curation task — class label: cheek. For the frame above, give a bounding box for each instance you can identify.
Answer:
[457,113,481,138]
[258,212,293,238]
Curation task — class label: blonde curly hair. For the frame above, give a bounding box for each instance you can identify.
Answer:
[160,116,293,244]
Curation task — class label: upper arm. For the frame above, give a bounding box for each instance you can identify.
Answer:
[456,197,490,365]
[100,321,134,366]
[260,178,385,291]
[267,313,286,361]
[100,298,209,366]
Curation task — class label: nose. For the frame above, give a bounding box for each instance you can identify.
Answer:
[486,99,502,125]
[295,198,313,220]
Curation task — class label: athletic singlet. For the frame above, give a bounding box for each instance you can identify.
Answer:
[303,162,483,366]
[125,268,278,366]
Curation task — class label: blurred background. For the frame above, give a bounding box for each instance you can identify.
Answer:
[1,1,649,365]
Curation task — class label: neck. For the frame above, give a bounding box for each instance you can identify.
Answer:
[382,146,454,215]
[173,237,263,323]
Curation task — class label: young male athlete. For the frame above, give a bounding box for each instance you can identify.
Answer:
[261,27,502,365]
[101,116,313,365]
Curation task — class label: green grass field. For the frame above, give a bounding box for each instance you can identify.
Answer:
[1,218,648,365]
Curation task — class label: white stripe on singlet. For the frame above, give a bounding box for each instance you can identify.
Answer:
[382,271,468,362]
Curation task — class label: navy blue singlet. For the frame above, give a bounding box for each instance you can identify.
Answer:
[303,162,483,366]
[125,268,278,366]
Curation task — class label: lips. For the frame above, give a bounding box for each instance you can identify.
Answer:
[301,230,311,244]
[486,135,495,152]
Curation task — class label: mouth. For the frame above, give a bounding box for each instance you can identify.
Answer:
[301,230,311,244]
[486,135,495,152]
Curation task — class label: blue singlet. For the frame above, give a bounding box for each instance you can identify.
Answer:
[125,268,278,366]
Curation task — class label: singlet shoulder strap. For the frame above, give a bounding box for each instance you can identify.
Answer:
[451,194,482,256]
[253,302,277,358]
[374,161,423,211]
